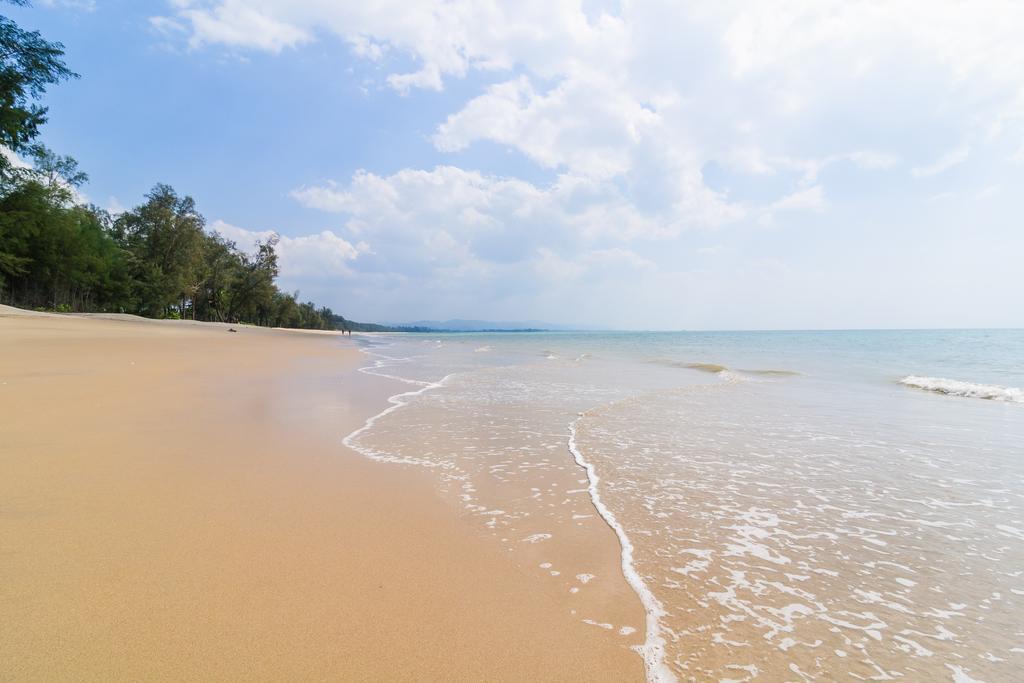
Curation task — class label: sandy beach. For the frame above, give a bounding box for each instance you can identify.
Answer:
[0,307,642,681]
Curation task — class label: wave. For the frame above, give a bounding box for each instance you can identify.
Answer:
[740,368,802,377]
[646,359,728,373]
[343,349,454,465]
[899,376,1023,403]
[569,415,676,683]
[648,359,798,379]
[685,362,728,374]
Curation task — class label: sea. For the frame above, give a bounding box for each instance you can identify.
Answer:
[342,329,1024,682]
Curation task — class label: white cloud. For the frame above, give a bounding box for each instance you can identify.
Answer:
[725,149,900,186]
[281,166,690,319]
[846,150,900,170]
[1,146,31,170]
[347,35,387,62]
[975,184,1003,199]
[290,163,737,254]
[149,16,187,36]
[769,185,825,213]
[528,247,657,298]
[153,1,1024,326]
[757,185,825,227]
[154,2,1024,220]
[1,146,90,205]
[158,2,1024,145]
[911,144,971,178]
[106,197,126,215]
[174,1,310,52]
[433,74,659,180]
[211,220,364,281]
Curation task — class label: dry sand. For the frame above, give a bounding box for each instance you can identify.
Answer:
[0,306,642,681]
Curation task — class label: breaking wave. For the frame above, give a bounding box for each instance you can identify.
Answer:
[685,362,728,373]
[740,368,802,377]
[899,375,1023,403]
[648,359,799,379]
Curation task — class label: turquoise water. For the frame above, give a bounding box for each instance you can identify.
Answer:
[346,330,1024,682]
[371,327,1024,384]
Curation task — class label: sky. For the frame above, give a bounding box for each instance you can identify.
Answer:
[9,0,1024,329]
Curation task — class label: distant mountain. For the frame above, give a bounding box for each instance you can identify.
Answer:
[329,316,434,333]
[336,318,595,333]
[398,319,576,332]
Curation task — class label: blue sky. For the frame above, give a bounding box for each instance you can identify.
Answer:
[10,1,1024,329]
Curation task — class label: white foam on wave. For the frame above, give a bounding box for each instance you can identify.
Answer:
[569,415,677,683]
[899,376,1023,403]
[583,619,614,630]
[522,533,552,544]
[342,349,454,466]
[946,664,983,683]
[355,350,430,386]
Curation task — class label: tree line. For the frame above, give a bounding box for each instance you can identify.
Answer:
[0,1,346,331]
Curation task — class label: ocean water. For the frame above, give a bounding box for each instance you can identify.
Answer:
[343,330,1024,682]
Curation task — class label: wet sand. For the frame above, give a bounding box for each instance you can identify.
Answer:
[0,307,642,681]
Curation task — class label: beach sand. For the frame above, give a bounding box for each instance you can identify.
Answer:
[0,307,642,681]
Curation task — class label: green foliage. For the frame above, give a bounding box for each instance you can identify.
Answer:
[0,179,130,309]
[1,175,342,329]
[0,4,77,181]
[113,184,206,318]
[27,143,87,190]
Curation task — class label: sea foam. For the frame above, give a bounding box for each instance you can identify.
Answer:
[342,349,455,466]
[899,376,1023,403]
[569,415,676,683]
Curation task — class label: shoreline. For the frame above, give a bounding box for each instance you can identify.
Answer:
[0,307,643,680]
[569,414,673,683]
[341,339,651,674]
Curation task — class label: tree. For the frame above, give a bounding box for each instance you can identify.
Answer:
[0,178,128,309]
[0,1,77,181]
[26,143,87,193]
[224,235,279,324]
[192,231,241,322]
[114,184,205,318]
